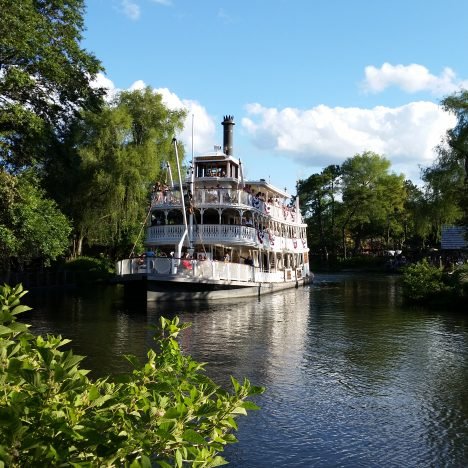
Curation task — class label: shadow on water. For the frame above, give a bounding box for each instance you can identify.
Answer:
[22,275,468,467]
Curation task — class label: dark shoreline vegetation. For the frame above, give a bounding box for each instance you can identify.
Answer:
[0,284,264,466]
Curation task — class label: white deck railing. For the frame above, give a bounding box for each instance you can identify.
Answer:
[146,224,307,252]
[115,258,307,283]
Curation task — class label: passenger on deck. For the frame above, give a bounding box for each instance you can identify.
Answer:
[182,252,192,270]
[244,255,253,266]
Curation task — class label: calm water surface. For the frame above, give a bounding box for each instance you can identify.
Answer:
[26,274,468,467]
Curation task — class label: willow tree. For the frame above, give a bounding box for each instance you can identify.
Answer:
[46,88,186,258]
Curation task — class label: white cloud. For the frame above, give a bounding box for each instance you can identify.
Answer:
[218,8,235,24]
[121,0,140,20]
[88,74,216,156]
[90,72,120,101]
[241,102,457,183]
[150,0,172,5]
[153,87,216,156]
[363,63,468,96]
[128,80,146,91]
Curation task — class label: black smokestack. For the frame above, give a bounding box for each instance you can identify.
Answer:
[222,115,235,156]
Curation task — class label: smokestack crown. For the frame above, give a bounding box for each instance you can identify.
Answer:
[222,115,235,156]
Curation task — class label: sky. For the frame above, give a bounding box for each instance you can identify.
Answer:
[83,0,468,194]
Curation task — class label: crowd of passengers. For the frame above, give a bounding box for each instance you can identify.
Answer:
[150,182,297,213]
[134,249,255,269]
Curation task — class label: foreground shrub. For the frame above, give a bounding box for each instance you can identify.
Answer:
[401,259,446,301]
[0,284,264,467]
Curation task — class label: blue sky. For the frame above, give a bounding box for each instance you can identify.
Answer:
[83,0,468,194]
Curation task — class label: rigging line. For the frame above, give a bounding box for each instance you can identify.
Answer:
[190,206,208,256]
[129,202,153,258]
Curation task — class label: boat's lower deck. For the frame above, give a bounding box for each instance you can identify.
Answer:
[146,274,312,301]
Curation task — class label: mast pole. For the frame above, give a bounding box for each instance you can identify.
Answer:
[188,115,195,256]
[173,138,188,267]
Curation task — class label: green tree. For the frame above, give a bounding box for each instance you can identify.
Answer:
[0,0,104,171]
[0,170,71,273]
[297,165,341,258]
[422,90,468,229]
[45,88,186,258]
[339,152,406,256]
[402,180,433,250]
[421,156,463,244]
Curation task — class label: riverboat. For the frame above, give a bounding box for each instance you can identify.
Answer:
[115,115,312,301]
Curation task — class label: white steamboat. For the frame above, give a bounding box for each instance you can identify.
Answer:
[116,116,312,301]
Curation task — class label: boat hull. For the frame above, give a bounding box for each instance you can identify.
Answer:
[146,274,313,301]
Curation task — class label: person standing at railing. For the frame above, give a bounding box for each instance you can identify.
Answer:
[243,255,253,266]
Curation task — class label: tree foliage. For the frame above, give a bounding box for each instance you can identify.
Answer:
[298,152,407,258]
[0,284,264,467]
[423,90,468,227]
[340,152,406,253]
[0,170,71,271]
[296,165,341,257]
[0,0,104,171]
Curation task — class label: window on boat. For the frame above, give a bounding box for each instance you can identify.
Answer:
[167,209,183,225]
[151,211,166,226]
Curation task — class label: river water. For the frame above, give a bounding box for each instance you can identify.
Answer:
[25,274,468,467]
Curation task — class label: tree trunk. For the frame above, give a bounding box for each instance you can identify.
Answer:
[342,226,347,259]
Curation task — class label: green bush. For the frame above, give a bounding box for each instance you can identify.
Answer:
[340,255,387,268]
[65,256,113,284]
[0,284,264,467]
[448,263,468,298]
[401,259,447,301]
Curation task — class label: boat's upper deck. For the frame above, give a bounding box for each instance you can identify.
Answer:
[151,151,303,225]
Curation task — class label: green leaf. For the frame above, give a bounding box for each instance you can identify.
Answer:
[241,401,260,411]
[175,449,183,468]
[0,325,12,336]
[88,386,100,401]
[156,461,172,468]
[11,305,31,315]
[209,456,229,467]
[139,455,152,468]
[182,429,206,445]
[7,322,29,333]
